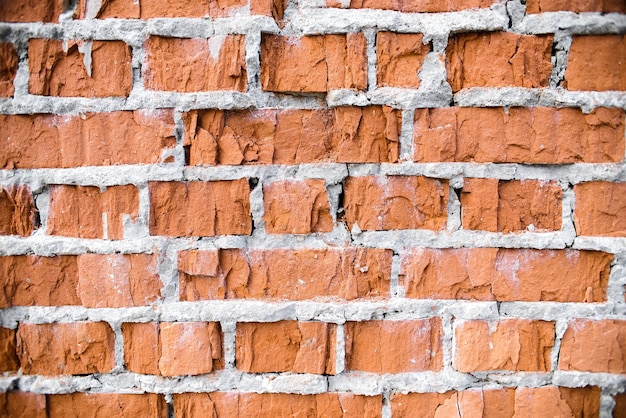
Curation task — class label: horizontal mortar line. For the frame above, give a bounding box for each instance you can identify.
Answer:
[517,13,626,35]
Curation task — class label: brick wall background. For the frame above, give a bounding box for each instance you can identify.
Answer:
[0,0,625,416]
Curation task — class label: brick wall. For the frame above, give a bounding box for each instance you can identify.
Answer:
[0,0,625,416]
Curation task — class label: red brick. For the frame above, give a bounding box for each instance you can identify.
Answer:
[454,319,555,372]
[401,248,611,302]
[148,180,251,237]
[615,393,626,418]
[391,386,600,417]
[0,0,63,22]
[122,322,160,375]
[0,186,37,236]
[0,255,80,308]
[343,176,448,231]
[236,321,337,374]
[16,322,115,375]
[77,254,162,308]
[376,32,429,88]
[461,179,562,233]
[0,327,18,372]
[446,32,552,91]
[47,185,139,240]
[526,0,626,13]
[261,34,367,93]
[345,319,443,373]
[77,0,249,18]
[0,392,46,418]
[414,107,625,164]
[566,35,626,91]
[559,320,626,373]
[0,111,176,169]
[29,39,132,97]
[183,106,400,165]
[574,182,626,236]
[339,0,495,12]
[178,248,391,301]
[144,36,247,92]
[174,392,382,417]
[47,393,167,418]
[263,179,333,233]
[0,43,17,97]
[251,0,287,21]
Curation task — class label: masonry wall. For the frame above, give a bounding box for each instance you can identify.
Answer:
[0,0,625,416]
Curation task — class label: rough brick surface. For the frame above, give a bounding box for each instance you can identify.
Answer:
[340,0,495,12]
[144,36,247,92]
[77,0,245,18]
[526,0,626,13]
[0,43,17,97]
[446,32,553,91]
[0,186,37,236]
[29,39,132,97]
[454,319,555,372]
[0,392,46,418]
[0,0,63,22]
[345,319,443,373]
[47,185,139,240]
[236,321,337,374]
[47,393,167,418]
[574,182,626,237]
[174,392,382,417]
[261,34,367,93]
[559,320,626,373]
[376,32,429,88]
[149,180,251,236]
[344,176,448,231]
[414,107,625,163]
[0,327,18,372]
[183,106,400,165]
[16,322,115,375]
[401,248,612,302]
[565,35,626,91]
[178,248,392,301]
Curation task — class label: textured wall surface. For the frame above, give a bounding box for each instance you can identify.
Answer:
[0,0,625,416]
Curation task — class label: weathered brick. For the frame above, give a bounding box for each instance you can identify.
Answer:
[47,393,167,418]
[454,319,555,372]
[400,248,612,302]
[174,392,382,417]
[336,0,495,12]
[0,186,37,236]
[0,43,17,97]
[261,33,367,93]
[183,106,400,165]
[566,35,626,91]
[559,320,626,373]
[17,322,115,375]
[0,392,46,418]
[526,0,626,13]
[460,179,563,233]
[236,321,337,374]
[0,327,18,372]
[29,39,132,97]
[0,111,176,169]
[178,248,392,301]
[574,182,626,236]
[414,107,625,163]
[148,180,251,237]
[144,36,247,92]
[615,393,626,418]
[47,185,139,240]
[263,179,333,234]
[446,32,552,91]
[251,0,287,21]
[345,319,443,373]
[122,322,160,375]
[0,0,63,22]
[376,32,429,88]
[344,176,448,231]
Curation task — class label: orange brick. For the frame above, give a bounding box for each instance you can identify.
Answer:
[340,0,495,12]
[0,327,18,372]
[446,32,552,91]
[261,34,367,93]
[144,36,247,92]
[0,0,63,22]
[47,185,139,240]
[263,179,333,234]
[454,319,555,372]
[615,393,626,418]
[401,248,612,302]
[183,106,400,165]
[343,176,448,231]
[574,182,626,236]
[251,0,287,20]
[178,248,391,301]
[526,0,626,12]
[236,321,337,374]
[148,180,251,237]
[376,32,429,88]
[566,35,626,91]
[0,186,37,237]
[559,320,626,373]
[47,393,167,417]
[76,0,249,18]
[0,43,17,97]
[0,392,46,418]
[17,322,115,375]
[345,319,443,373]
[29,39,132,97]
[122,322,160,375]
[174,392,382,417]
[0,111,176,169]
